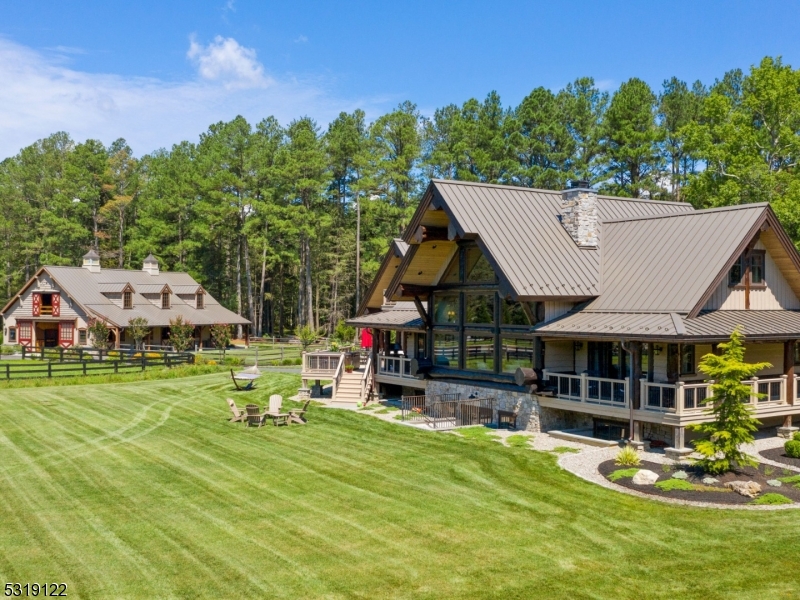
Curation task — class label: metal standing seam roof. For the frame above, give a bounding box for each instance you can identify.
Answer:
[347,302,425,330]
[427,180,693,299]
[38,266,249,327]
[684,310,800,340]
[587,203,769,313]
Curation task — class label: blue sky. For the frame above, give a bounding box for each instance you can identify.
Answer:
[1,0,799,158]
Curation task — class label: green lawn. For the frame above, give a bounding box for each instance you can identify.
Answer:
[0,374,798,599]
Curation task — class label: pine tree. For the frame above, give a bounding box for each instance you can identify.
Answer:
[690,328,769,474]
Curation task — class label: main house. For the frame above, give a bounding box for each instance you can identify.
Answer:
[1,252,249,350]
[344,179,800,455]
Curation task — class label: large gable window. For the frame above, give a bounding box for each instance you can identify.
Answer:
[729,250,766,287]
[161,291,170,309]
[433,293,459,324]
[196,292,204,309]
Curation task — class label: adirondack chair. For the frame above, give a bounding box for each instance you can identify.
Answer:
[264,394,290,426]
[227,398,247,424]
[289,399,311,425]
[245,404,267,428]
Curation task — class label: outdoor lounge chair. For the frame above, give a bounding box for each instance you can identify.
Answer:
[265,394,291,426]
[289,399,311,424]
[231,369,258,391]
[245,404,267,428]
[227,398,248,423]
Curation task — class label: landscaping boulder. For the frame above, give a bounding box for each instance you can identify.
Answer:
[632,470,659,485]
[725,481,762,498]
[672,470,688,480]
[702,477,718,485]
[766,479,783,487]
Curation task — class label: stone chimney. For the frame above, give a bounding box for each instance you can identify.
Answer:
[560,180,598,248]
[143,253,160,275]
[82,249,101,273]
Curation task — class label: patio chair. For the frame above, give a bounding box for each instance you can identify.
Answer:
[230,369,258,391]
[265,394,290,427]
[227,398,247,424]
[245,404,267,428]
[289,399,311,425]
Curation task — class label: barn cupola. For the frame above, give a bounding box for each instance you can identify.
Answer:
[143,253,160,276]
[82,249,101,273]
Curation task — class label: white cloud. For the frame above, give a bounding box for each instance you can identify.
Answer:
[595,79,615,92]
[224,0,236,12]
[187,35,270,89]
[294,35,308,43]
[0,37,392,160]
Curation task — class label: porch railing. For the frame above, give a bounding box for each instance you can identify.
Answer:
[542,370,629,408]
[400,393,496,429]
[641,375,790,415]
[378,355,413,379]
[302,351,343,374]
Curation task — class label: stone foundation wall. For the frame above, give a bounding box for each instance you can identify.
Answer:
[539,406,593,431]
[425,380,541,432]
[642,422,673,445]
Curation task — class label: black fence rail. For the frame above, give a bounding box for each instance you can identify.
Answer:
[3,351,194,381]
[18,346,193,364]
[400,393,496,429]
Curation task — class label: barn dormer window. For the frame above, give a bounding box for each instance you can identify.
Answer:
[196,292,204,309]
[161,291,170,309]
[123,291,133,309]
[729,250,766,288]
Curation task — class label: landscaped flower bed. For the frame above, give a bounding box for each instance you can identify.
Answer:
[759,447,800,469]
[598,459,800,505]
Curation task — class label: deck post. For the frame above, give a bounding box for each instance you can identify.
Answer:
[782,340,796,430]
[674,426,685,449]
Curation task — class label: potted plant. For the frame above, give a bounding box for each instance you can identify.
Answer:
[345,364,354,373]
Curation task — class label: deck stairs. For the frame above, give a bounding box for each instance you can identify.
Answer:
[331,367,368,409]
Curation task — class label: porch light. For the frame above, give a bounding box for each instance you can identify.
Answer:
[654,345,663,356]
[573,341,583,351]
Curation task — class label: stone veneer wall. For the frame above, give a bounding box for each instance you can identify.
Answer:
[642,422,674,445]
[425,380,593,433]
[560,188,598,248]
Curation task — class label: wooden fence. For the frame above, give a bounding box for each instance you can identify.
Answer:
[2,349,194,381]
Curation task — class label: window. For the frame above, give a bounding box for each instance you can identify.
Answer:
[78,329,87,345]
[465,333,494,371]
[8,327,16,343]
[18,322,32,341]
[196,292,204,309]
[464,245,496,283]
[440,251,460,284]
[501,300,531,326]
[123,291,133,309]
[433,332,459,367]
[680,345,695,375]
[465,293,494,325]
[59,322,73,343]
[729,250,766,287]
[161,291,170,309]
[501,337,533,373]
[40,293,53,315]
[433,293,459,324]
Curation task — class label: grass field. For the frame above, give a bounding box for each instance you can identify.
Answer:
[1,373,799,599]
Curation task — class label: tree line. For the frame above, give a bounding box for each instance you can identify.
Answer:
[2,56,800,336]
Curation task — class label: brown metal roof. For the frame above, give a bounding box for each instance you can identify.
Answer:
[358,238,412,313]
[420,180,693,300]
[684,310,800,340]
[534,311,679,339]
[36,266,249,327]
[588,203,769,313]
[347,302,425,330]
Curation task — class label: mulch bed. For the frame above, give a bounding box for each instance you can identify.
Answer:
[759,447,800,469]
[598,459,800,505]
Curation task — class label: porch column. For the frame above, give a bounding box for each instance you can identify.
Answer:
[533,336,543,371]
[674,426,685,449]
[371,328,379,376]
[783,340,796,430]
[245,329,250,348]
[630,341,642,410]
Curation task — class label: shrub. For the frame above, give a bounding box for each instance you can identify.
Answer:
[206,360,218,366]
[608,468,639,482]
[784,440,800,459]
[671,470,689,480]
[777,474,800,484]
[615,445,642,467]
[223,356,244,366]
[551,446,580,454]
[793,431,800,442]
[654,479,695,491]
[169,316,195,352]
[750,493,793,505]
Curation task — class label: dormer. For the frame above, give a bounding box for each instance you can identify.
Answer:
[143,253,159,276]
[83,249,101,273]
[196,289,205,309]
